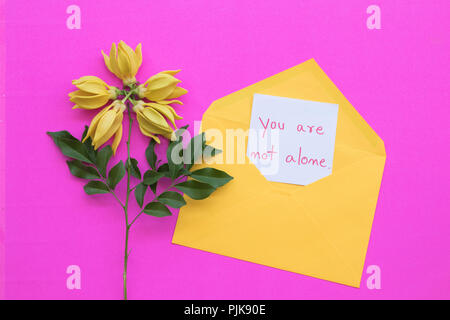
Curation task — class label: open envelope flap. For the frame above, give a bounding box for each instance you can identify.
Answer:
[173,59,386,287]
[201,59,385,159]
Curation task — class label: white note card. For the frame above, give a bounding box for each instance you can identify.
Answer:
[247,94,339,185]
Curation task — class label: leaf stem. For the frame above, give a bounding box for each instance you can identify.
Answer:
[129,210,143,227]
[128,175,185,228]
[91,166,125,208]
[109,188,125,209]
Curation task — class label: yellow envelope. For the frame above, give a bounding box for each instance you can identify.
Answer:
[172,59,386,287]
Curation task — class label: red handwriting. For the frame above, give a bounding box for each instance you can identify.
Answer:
[259,117,285,138]
[250,145,278,161]
[296,124,324,135]
[258,116,324,138]
[284,147,327,167]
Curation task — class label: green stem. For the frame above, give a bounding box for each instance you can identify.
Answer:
[121,89,135,104]
[123,101,133,300]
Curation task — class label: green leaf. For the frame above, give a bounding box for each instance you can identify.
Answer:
[175,125,189,140]
[176,166,191,178]
[167,140,184,179]
[83,181,110,195]
[157,163,170,177]
[145,139,157,170]
[175,180,216,200]
[107,161,126,189]
[134,182,147,208]
[143,202,172,217]
[158,191,186,208]
[67,160,100,180]
[81,126,89,141]
[203,145,222,159]
[47,130,78,141]
[149,182,158,194]
[190,167,233,188]
[184,133,205,170]
[47,131,93,164]
[143,170,164,186]
[81,126,97,163]
[127,158,141,179]
[96,145,113,177]
[149,168,164,193]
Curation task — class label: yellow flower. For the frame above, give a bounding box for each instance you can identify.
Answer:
[137,70,187,102]
[83,100,126,154]
[133,101,182,143]
[69,76,118,110]
[102,41,142,85]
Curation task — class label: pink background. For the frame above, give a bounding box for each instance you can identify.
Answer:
[1,0,449,299]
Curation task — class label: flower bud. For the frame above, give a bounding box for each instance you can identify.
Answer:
[69,76,118,110]
[133,101,182,143]
[102,41,142,85]
[83,101,125,154]
[137,71,187,102]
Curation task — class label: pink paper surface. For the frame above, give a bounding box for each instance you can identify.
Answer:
[1,0,449,299]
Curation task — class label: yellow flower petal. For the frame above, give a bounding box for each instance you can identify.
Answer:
[109,43,122,79]
[119,41,137,73]
[117,46,132,77]
[144,73,180,88]
[136,119,161,144]
[93,110,115,144]
[137,110,172,135]
[82,104,113,143]
[102,43,118,77]
[156,100,183,105]
[141,107,173,132]
[75,82,108,95]
[102,41,142,84]
[111,124,123,155]
[161,70,181,76]
[166,86,188,99]
[135,43,142,68]
[69,90,110,109]
[94,111,123,149]
[142,74,180,101]
[73,76,109,87]
[145,103,182,128]
[102,50,112,73]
